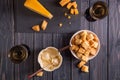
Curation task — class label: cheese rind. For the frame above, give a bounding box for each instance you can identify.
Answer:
[24,0,53,19]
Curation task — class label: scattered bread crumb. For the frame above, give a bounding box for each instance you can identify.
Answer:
[64,12,68,16]
[36,71,44,77]
[41,20,48,30]
[67,16,71,19]
[69,22,71,24]
[32,25,40,32]
[59,23,63,27]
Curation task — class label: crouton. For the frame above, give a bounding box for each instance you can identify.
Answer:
[32,25,40,32]
[77,61,86,68]
[41,20,48,30]
[81,65,89,72]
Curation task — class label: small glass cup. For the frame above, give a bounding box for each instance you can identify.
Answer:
[8,44,29,64]
[84,1,108,22]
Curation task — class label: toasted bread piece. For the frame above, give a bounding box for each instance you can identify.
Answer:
[36,71,44,76]
[80,31,88,41]
[32,25,40,32]
[72,1,77,8]
[70,45,79,52]
[41,20,48,30]
[76,52,83,59]
[81,55,88,62]
[81,65,89,72]
[70,8,74,14]
[81,41,90,50]
[59,0,70,7]
[77,61,86,68]
[74,39,82,45]
[90,48,96,56]
[74,8,79,15]
[78,47,85,54]
[87,33,94,41]
[66,2,72,9]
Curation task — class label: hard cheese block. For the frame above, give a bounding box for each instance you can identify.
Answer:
[24,0,53,19]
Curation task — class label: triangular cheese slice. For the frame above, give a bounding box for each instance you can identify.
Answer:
[24,0,53,19]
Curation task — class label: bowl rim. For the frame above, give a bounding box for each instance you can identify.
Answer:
[38,46,63,72]
[69,30,100,60]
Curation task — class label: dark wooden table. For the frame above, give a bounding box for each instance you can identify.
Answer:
[0,0,120,80]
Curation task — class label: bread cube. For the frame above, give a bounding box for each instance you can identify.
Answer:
[77,61,86,68]
[94,36,99,42]
[75,39,82,45]
[74,34,80,40]
[81,65,89,72]
[81,55,88,62]
[76,52,83,58]
[41,20,48,30]
[89,40,94,45]
[70,8,74,14]
[66,2,72,9]
[90,48,96,56]
[70,45,79,52]
[59,0,70,7]
[92,41,98,48]
[80,31,87,41]
[72,1,77,8]
[74,8,79,15]
[81,41,90,50]
[87,33,94,41]
[32,25,40,32]
[36,71,44,76]
[78,47,85,54]
[84,50,90,57]
[71,38,75,45]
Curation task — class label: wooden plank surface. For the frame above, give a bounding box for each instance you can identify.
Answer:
[52,34,72,80]
[89,0,108,80]
[0,0,14,80]
[0,0,120,80]
[108,0,120,80]
[14,33,34,80]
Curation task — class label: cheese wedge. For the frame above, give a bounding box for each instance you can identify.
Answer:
[24,0,53,19]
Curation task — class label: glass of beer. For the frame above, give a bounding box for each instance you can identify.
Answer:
[8,44,29,64]
[84,1,108,22]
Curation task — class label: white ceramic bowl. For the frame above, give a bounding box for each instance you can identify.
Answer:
[70,30,100,60]
[38,47,63,72]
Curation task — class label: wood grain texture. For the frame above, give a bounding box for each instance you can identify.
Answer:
[14,33,34,80]
[89,0,108,80]
[108,0,120,80]
[0,0,14,80]
[52,33,72,80]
